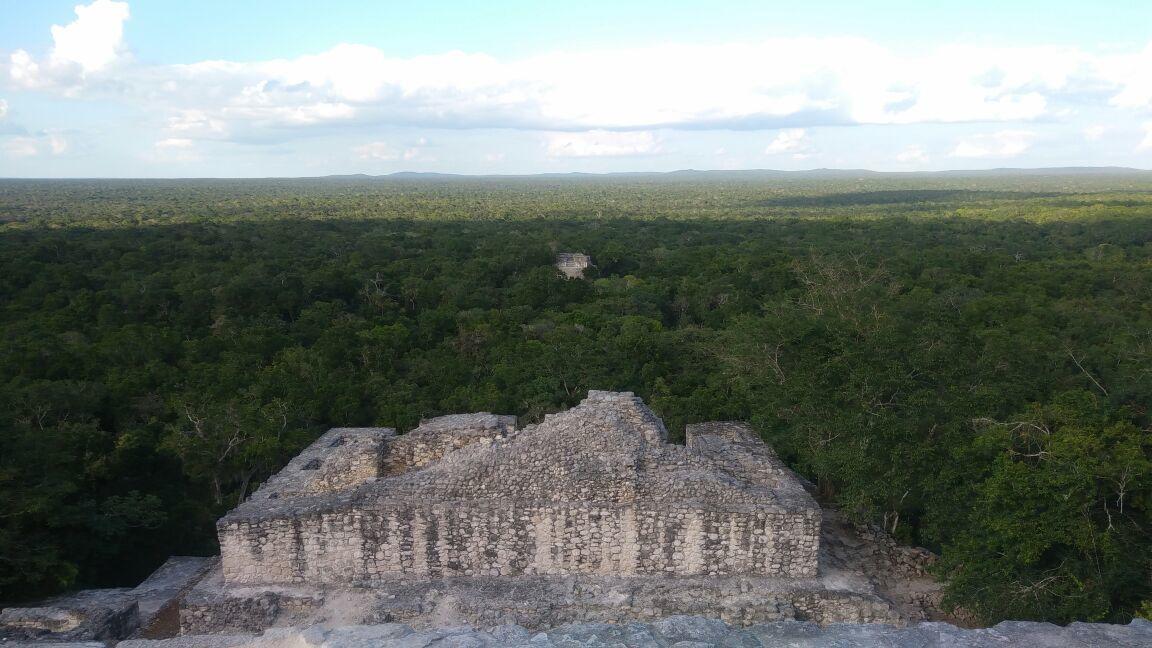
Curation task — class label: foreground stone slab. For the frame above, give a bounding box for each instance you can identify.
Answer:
[0,588,139,643]
[0,636,107,641]
[0,557,213,643]
[133,557,216,637]
[179,565,899,634]
[108,615,1152,647]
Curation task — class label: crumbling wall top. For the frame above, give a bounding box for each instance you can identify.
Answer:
[409,412,517,436]
[251,427,393,502]
[381,412,517,476]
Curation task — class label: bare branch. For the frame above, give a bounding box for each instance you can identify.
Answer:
[1066,348,1109,396]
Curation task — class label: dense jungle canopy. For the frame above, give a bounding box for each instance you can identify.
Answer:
[1,170,1150,624]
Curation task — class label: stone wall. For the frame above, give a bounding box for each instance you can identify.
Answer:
[219,501,818,585]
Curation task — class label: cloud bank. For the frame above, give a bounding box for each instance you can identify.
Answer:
[950,130,1037,158]
[5,1,1152,150]
[546,131,662,157]
[764,129,813,159]
[3,1,1152,173]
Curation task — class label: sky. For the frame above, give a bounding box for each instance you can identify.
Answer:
[1,0,1151,177]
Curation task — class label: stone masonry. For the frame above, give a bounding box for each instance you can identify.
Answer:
[555,252,591,278]
[218,392,820,587]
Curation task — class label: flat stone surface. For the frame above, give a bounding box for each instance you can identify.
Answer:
[0,636,107,641]
[44,616,1152,647]
[0,588,139,642]
[1,557,216,643]
[133,556,216,631]
[118,637,254,648]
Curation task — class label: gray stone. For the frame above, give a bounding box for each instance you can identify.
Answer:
[0,643,107,648]
[105,616,1152,647]
[488,624,532,644]
[118,637,255,648]
[651,615,748,645]
[0,588,139,642]
[323,623,414,643]
[649,613,728,641]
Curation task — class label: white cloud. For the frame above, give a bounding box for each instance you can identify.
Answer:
[1139,123,1152,151]
[155,138,194,149]
[166,110,228,138]
[949,130,1036,158]
[765,129,814,159]
[0,99,7,120]
[7,0,129,92]
[1083,125,1106,141]
[1,131,69,158]
[896,145,929,163]
[1105,43,1152,110]
[485,152,505,162]
[47,132,69,155]
[7,50,45,89]
[2,137,39,158]
[50,0,130,72]
[545,130,661,157]
[147,136,200,163]
[355,139,424,161]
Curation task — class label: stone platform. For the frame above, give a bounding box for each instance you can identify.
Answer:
[2,391,953,644]
[119,615,1152,648]
[182,391,915,633]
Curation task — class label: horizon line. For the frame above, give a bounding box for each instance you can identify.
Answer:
[2,165,1151,181]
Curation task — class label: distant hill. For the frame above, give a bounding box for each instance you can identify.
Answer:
[310,167,1152,183]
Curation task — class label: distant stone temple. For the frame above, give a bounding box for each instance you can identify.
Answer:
[555,252,591,278]
[218,391,820,585]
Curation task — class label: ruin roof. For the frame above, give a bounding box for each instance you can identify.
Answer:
[224,391,816,522]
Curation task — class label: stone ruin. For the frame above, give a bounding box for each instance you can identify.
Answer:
[218,391,819,586]
[555,252,591,278]
[180,391,907,634]
[8,391,1150,647]
[2,391,951,645]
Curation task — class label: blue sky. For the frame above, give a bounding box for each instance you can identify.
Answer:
[2,0,1151,177]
